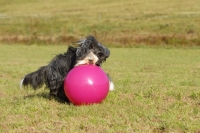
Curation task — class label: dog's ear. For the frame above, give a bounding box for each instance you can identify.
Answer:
[74,38,86,57]
[76,46,83,57]
[98,42,110,58]
[104,47,110,58]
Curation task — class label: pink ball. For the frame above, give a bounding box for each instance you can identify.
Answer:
[64,65,109,105]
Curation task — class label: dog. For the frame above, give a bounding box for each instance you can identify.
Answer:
[20,35,114,102]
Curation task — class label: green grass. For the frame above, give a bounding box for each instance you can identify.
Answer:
[0,44,200,132]
[1,1,200,132]
[0,0,200,46]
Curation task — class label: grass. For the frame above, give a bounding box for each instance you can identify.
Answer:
[0,0,200,46]
[0,44,200,132]
[0,1,200,132]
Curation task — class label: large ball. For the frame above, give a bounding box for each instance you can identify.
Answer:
[64,65,109,105]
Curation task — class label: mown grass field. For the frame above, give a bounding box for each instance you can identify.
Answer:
[0,45,200,132]
[1,0,200,132]
[0,0,200,46]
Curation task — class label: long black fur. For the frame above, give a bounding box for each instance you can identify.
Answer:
[21,35,110,102]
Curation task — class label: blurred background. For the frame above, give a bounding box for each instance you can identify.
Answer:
[0,0,200,47]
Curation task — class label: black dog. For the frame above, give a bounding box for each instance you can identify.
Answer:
[20,35,114,102]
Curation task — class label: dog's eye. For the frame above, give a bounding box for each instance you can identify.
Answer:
[98,53,103,57]
[89,44,94,49]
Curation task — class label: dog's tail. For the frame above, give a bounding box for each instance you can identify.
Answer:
[20,66,46,89]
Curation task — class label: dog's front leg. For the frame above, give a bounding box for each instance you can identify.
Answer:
[106,74,114,91]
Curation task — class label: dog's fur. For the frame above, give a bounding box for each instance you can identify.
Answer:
[20,35,114,102]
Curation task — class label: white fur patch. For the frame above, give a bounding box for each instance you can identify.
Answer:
[75,51,99,66]
[109,81,114,91]
[75,60,88,66]
[20,78,24,89]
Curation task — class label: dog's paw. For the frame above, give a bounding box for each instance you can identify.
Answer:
[109,81,114,91]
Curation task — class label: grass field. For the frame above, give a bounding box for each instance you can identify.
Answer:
[1,0,200,132]
[0,44,200,132]
[1,0,200,46]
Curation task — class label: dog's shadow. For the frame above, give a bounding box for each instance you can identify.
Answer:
[23,92,71,104]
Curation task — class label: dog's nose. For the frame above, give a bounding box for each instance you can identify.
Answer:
[88,59,93,64]
[88,59,93,62]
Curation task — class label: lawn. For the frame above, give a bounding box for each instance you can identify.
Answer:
[1,0,200,132]
[0,44,200,132]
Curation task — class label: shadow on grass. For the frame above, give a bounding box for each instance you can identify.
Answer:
[23,92,71,105]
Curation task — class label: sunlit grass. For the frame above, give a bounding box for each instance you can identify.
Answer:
[0,44,200,132]
[0,0,200,46]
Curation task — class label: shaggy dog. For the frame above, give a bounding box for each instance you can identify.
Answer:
[20,35,114,102]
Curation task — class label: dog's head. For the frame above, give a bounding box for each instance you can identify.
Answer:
[75,35,110,66]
